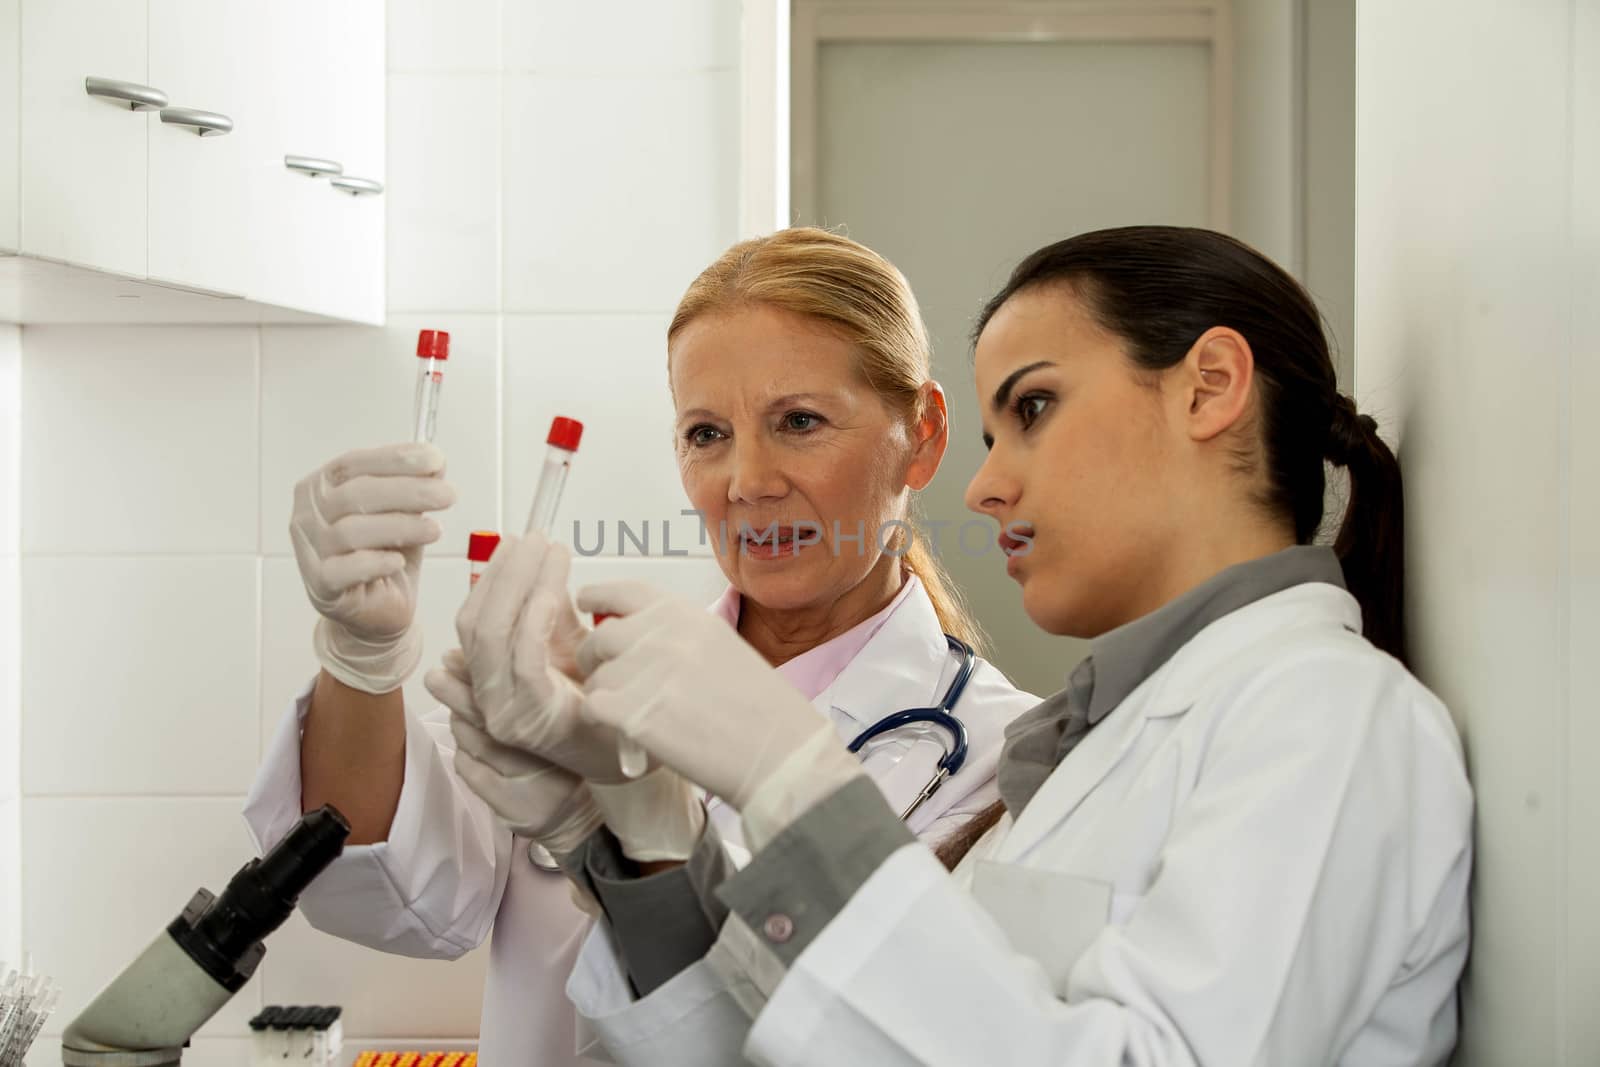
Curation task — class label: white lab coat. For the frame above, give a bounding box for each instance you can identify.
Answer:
[242,579,1039,1065]
[568,582,1474,1067]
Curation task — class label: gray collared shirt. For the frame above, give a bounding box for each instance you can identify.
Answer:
[996,545,1347,815]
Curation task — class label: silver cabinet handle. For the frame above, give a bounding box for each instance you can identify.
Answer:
[159,107,233,136]
[85,76,167,111]
[285,155,343,177]
[330,176,383,196]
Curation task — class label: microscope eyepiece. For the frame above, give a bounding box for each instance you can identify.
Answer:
[166,806,350,991]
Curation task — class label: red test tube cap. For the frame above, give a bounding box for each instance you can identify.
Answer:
[547,416,584,451]
[416,329,451,360]
[467,531,501,562]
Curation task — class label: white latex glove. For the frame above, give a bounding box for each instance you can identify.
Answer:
[290,443,456,694]
[424,648,602,855]
[589,769,706,863]
[458,533,629,782]
[576,582,865,846]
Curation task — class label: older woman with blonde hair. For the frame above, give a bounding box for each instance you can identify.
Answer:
[243,227,1037,1064]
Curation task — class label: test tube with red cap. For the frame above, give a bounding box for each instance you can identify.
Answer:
[524,416,584,534]
[522,417,645,777]
[467,531,501,586]
[413,329,449,443]
[462,416,583,585]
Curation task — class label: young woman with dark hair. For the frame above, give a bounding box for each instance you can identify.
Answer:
[472,226,1472,1066]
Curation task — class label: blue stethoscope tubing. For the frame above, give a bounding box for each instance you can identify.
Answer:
[846,634,975,821]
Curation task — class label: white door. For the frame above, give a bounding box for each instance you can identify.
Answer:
[19,0,150,277]
[801,20,1223,694]
[146,0,259,296]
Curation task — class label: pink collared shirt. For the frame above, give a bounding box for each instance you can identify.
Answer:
[709,575,923,700]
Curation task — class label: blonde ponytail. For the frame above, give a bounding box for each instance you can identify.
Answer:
[903,535,987,656]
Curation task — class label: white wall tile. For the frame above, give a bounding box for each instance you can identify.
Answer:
[260,911,489,1038]
[0,326,18,556]
[20,327,258,554]
[22,798,261,1038]
[0,556,14,803]
[259,316,501,557]
[389,0,500,73]
[502,72,740,312]
[21,558,259,796]
[387,75,502,313]
[260,556,471,755]
[0,797,18,969]
[2,330,21,1009]
[0,555,14,801]
[0,327,15,840]
[503,0,739,73]
[502,315,708,555]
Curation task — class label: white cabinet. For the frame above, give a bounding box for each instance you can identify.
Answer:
[323,0,386,324]
[19,0,150,278]
[146,0,260,298]
[252,0,385,324]
[6,0,385,324]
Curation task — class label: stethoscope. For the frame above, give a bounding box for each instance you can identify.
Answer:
[847,633,973,822]
[528,633,976,871]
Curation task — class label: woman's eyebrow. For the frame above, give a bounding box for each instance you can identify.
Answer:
[763,392,836,411]
[677,392,840,424]
[991,361,1057,412]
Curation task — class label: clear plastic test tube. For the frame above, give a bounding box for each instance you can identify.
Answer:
[524,417,583,534]
[412,329,449,443]
[522,417,644,777]
[17,987,56,1060]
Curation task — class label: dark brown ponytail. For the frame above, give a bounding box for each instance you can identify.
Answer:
[1326,397,1407,664]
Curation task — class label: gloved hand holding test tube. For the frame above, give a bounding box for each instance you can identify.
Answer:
[456,416,648,781]
[518,419,647,779]
[442,430,705,868]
